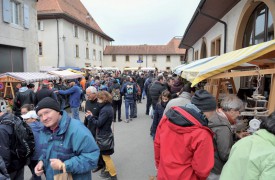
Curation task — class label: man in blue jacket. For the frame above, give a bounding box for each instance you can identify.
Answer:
[56,80,82,120]
[34,97,99,180]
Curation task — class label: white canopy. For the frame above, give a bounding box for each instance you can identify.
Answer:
[48,70,83,80]
[0,72,58,83]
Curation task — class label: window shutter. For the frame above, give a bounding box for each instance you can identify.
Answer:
[23,4,29,29]
[3,0,11,23]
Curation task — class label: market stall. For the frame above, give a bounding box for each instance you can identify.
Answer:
[0,72,58,98]
[48,70,84,80]
[181,39,275,114]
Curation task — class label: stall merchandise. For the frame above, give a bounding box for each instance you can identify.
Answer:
[181,39,275,114]
[0,72,58,98]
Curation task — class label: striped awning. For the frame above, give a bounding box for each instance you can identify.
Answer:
[0,72,58,83]
[48,70,84,80]
[174,56,217,75]
[181,39,275,86]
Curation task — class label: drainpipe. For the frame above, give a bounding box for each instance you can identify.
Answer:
[197,9,227,53]
[56,19,60,67]
[181,44,194,62]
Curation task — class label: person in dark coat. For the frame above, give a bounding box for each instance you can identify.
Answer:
[108,79,122,122]
[0,105,26,179]
[149,75,167,110]
[83,86,105,173]
[13,82,36,116]
[136,73,145,103]
[151,90,171,139]
[0,156,10,180]
[34,80,57,105]
[144,75,154,115]
[86,91,117,180]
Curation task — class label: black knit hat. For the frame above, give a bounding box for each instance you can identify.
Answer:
[191,90,216,112]
[35,97,60,114]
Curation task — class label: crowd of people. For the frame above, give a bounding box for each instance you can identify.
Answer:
[0,69,274,180]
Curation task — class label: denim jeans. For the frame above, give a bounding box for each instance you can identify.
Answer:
[71,107,80,120]
[125,99,134,119]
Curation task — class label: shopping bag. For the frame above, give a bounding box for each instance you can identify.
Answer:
[54,165,73,180]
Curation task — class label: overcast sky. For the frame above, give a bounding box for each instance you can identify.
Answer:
[81,0,200,45]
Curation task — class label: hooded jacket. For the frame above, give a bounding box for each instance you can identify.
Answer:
[220,129,275,180]
[208,110,233,174]
[154,106,214,180]
[163,92,191,114]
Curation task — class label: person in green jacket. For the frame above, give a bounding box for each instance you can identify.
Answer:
[220,111,275,180]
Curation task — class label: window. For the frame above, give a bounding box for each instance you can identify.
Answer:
[166,55,171,62]
[200,40,207,58]
[86,47,89,59]
[180,55,185,63]
[138,55,143,61]
[99,51,102,61]
[194,51,199,60]
[243,3,274,47]
[11,1,20,25]
[93,34,96,44]
[93,49,96,60]
[85,30,89,41]
[112,55,116,62]
[38,42,43,56]
[125,55,129,62]
[74,25,78,38]
[75,45,79,57]
[38,21,44,30]
[211,37,221,56]
[99,37,102,46]
[152,55,157,62]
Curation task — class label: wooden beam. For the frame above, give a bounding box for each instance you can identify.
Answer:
[210,68,275,79]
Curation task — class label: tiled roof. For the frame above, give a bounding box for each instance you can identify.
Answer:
[104,37,186,55]
[37,0,113,41]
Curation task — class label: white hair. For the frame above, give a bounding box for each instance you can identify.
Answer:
[220,95,244,112]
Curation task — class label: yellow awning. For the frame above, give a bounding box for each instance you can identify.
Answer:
[181,39,275,87]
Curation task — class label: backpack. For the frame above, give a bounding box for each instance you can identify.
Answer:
[112,88,121,101]
[0,115,35,159]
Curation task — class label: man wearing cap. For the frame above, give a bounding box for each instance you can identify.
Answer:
[154,90,216,180]
[34,97,99,180]
[35,80,57,106]
[56,80,82,120]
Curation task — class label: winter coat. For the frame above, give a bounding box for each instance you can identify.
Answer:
[58,85,82,108]
[136,77,145,89]
[0,113,26,173]
[84,99,100,137]
[208,111,233,174]
[87,103,114,155]
[13,87,35,115]
[220,129,275,180]
[28,121,44,160]
[0,156,9,180]
[151,102,166,139]
[39,111,99,180]
[154,106,214,180]
[163,92,191,114]
[120,82,137,100]
[35,87,57,105]
[144,77,153,96]
[149,81,167,109]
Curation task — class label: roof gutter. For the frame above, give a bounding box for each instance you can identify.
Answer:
[197,9,227,53]
[181,44,194,61]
